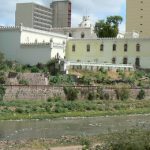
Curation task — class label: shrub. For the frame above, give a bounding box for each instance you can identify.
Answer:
[31,66,39,73]
[47,97,53,102]
[0,85,5,101]
[15,108,24,113]
[63,87,79,101]
[88,92,95,101]
[19,79,29,85]
[115,87,130,100]
[137,89,145,100]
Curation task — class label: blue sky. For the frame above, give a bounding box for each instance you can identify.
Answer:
[0,0,126,32]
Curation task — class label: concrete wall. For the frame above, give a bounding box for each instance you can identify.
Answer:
[126,0,150,37]
[16,3,33,28]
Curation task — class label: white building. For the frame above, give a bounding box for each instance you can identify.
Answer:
[0,24,67,65]
[50,16,97,39]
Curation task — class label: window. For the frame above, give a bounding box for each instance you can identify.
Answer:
[136,44,140,51]
[35,39,38,43]
[72,45,76,52]
[100,44,104,51]
[81,32,85,38]
[69,33,72,37]
[135,57,140,68]
[87,44,90,52]
[113,44,116,51]
[112,57,116,64]
[123,57,128,64]
[124,44,128,52]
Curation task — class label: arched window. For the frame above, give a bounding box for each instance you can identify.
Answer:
[81,32,85,38]
[72,45,76,52]
[113,44,117,51]
[100,44,104,51]
[87,44,90,52]
[124,44,128,52]
[112,57,116,64]
[136,44,140,51]
[135,57,140,68]
[69,33,72,37]
[123,57,128,64]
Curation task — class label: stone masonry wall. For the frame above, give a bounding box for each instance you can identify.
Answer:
[4,85,150,101]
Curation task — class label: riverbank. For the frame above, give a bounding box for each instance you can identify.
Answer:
[0,129,150,150]
[0,99,150,120]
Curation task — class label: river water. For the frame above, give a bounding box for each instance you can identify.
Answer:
[0,114,150,141]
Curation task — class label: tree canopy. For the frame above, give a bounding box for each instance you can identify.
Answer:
[94,16,123,38]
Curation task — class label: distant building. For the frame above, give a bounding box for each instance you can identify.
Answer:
[50,16,97,39]
[50,0,71,28]
[15,3,53,31]
[126,0,150,37]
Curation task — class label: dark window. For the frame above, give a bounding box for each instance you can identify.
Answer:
[113,44,117,51]
[136,44,140,51]
[100,44,104,51]
[135,57,140,68]
[112,57,116,64]
[69,33,72,37]
[124,44,128,52]
[87,44,90,52]
[72,45,75,52]
[123,57,128,64]
[81,32,85,38]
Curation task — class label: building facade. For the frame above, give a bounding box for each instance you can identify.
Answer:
[126,0,150,37]
[50,16,97,39]
[66,38,150,69]
[15,3,53,31]
[0,25,67,65]
[50,0,71,28]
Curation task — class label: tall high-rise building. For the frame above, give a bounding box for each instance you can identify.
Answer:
[50,0,71,28]
[15,3,53,31]
[126,0,150,37]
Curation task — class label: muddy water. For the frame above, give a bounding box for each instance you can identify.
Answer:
[0,114,150,141]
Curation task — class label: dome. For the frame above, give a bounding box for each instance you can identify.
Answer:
[79,16,92,28]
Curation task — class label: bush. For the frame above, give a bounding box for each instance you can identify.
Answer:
[15,108,24,113]
[0,85,5,101]
[88,92,95,101]
[137,89,145,100]
[19,79,29,85]
[63,87,79,101]
[31,66,39,73]
[47,97,53,102]
[115,87,130,100]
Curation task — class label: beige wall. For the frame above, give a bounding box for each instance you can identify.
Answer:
[126,0,150,37]
[66,38,150,69]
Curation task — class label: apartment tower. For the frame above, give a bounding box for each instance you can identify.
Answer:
[126,0,150,37]
[15,3,53,31]
[50,0,71,28]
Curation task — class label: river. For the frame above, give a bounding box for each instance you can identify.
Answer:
[0,114,150,141]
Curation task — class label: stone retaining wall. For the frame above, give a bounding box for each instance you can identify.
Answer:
[4,85,150,101]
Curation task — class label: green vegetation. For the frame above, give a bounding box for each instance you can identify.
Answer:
[95,16,123,38]
[64,87,79,101]
[0,99,150,120]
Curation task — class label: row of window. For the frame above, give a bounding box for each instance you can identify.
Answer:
[72,44,141,52]
[112,57,140,67]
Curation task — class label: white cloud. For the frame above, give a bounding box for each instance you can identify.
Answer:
[0,0,126,31]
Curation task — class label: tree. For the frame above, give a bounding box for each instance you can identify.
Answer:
[0,85,5,101]
[94,16,123,38]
